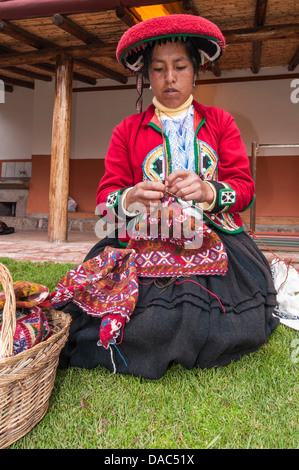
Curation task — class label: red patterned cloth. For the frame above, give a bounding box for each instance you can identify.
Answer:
[127,194,228,277]
[0,282,51,357]
[0,307,51,357]
[43,247,139,349]
[1,214,227,356]
[128,230,228,278]
[44,223,226,347]
[0,280,49,309]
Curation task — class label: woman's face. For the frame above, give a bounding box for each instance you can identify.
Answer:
[148,41,196,109]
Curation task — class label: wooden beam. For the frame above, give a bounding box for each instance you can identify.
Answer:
[252,42,262,74]
[48,53,73,243]
[0,20,53,49]
[209,62,221,77]
[0,43,117,68]
[254,0,268,26]
[0,42,53,83]
[3,66,53,82]
[251,0,268,74]
[116,7,139,27]
[0,42,95,85]
[4,84,13,93]
[0,23,295,68]
[0,74,34,89]
[0,19,124,83]
[33,62,97,85]
[76,58,127,84]
[72,72,299,92]
[52,13,105,45]
[225,23,299,44]
[250,142,258,231]
[182,0,199,15]
[0,45,12,54]
[288,45,299,71]
[52,14,127,83]
[29,62,56,74]
[71,70,97,85]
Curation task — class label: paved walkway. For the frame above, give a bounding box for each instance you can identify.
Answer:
[0,229,298,269]
[0,230,98,264]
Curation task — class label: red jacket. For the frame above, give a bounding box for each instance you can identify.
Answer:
[96,100,255,234]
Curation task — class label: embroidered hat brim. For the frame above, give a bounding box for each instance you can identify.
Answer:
[116,14,225,73]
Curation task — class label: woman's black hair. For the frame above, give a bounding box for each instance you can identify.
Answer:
[143,37,201,80]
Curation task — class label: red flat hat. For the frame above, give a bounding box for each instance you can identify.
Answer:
[116,14,225,73]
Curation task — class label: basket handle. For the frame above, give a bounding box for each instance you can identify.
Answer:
[0,263,16,358]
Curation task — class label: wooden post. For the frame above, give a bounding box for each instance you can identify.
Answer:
[48,53,73,242]
[250,142,258,232]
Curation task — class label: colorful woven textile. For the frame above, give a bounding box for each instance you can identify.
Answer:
[127,194,228,277]
[0,280,49,309]
[0,307,51,356]
[0,225,226,355]
[128,231,228,278]
[0,281,51,356]
[44,222,226,346]
[44,247,139,349]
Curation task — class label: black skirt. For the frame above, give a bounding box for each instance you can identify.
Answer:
[59,228,279,380]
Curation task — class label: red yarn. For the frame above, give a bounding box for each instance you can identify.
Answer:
[175,278,226,313]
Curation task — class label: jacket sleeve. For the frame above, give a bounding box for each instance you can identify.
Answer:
[96,122,134,204]
[95,121,135,222]
[206,110,255,214]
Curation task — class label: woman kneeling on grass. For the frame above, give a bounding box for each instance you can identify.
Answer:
[58,15,279,380]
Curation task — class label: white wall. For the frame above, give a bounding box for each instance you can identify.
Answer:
[0,86,34,159]
[70,79,146,159]
[194,69,299,156]
[71,67,299,158]
[0,66,298,161]
[30,78,153,158]
[32,79,54,156]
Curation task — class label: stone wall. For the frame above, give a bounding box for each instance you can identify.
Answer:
[0,214,97,232]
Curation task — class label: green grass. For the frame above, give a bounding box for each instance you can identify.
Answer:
[1,257,298,450]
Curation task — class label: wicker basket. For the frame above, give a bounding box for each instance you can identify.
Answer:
[0,263,71,449]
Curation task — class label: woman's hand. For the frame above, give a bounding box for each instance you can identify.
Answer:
[125,181,166,213]
[166,170,214,204]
